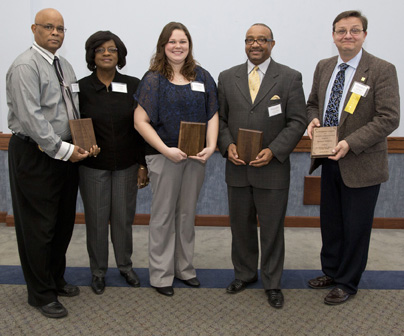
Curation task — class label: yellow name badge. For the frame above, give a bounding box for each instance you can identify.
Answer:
[344,81,370,114]
[344,93,361,114]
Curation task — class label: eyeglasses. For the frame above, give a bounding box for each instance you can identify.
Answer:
[94,47,118,54]
[245,38,273,45]
[334,28,364,36]
[35,23,66,33]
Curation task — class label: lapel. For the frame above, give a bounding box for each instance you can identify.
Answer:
[253,59,277,107]
[235,62,252,104]
[339,49,370,126]
[234,60,277,106]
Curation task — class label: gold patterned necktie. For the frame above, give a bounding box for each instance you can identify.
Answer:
[249,66,260,103]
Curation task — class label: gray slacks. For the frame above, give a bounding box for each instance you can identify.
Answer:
[79,164,139,277]
[227,185,288,289]
[146,154,205,287]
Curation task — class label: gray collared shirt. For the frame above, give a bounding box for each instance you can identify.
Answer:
[6,43,79,159]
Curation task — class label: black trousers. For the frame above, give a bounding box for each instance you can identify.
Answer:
[8,135,79,306]
[320,160,380,294]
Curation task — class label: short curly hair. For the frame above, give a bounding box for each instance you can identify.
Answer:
[85,31,127,71]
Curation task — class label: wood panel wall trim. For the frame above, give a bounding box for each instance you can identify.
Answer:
[1,133,404,153]
[0,133,11,151]
[303,176,321,205]
[3,213,404,229]
[0,212,7,224]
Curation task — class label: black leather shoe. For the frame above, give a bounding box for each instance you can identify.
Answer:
[308,275,335,289]
[37,301,68,318]
[57,284,80,297]
[226,277,257,294]
[324,287,354,305]
[120,269,140,287]
[91,276,105,295]
[154,286,174,296]
[181,277,200,287]
[266,289,284,309]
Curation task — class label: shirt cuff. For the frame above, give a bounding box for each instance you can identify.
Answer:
[55,141,74,161]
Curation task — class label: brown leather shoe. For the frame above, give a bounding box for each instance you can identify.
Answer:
[308,275,335,289]
[324,287,354,305]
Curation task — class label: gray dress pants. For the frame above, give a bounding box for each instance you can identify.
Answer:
[79,164,138,277]
[146,154,205,287]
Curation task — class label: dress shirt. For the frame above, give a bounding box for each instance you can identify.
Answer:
[78,71,145,170]
[247,57,271,83]
[7,42,78,160]
[322,49,362,124]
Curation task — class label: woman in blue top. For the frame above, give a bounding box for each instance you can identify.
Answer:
[134,22,219,297]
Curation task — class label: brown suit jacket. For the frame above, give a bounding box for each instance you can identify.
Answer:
[217,60,307,189]
[307,50,400,188]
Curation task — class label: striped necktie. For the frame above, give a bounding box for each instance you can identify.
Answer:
[54,56,79,120]
[249,66,260,103]
[324,63,349,126]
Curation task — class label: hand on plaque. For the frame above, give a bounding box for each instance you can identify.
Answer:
[307,118,321,139]
[69,145,89,163]
[227,143,246,166]
[189,146,215,163]
[249,148,273,167]
[88,145,101,158]
[164,147,187,163]
[328,140,350,161]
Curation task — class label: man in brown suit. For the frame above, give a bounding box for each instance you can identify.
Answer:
[306,10,400,305]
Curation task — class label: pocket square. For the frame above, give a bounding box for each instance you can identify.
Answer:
[270,95,281,100]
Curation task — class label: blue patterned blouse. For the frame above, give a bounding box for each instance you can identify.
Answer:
[134,66,218,152]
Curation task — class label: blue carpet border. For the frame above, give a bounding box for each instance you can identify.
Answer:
[0,266,403,289]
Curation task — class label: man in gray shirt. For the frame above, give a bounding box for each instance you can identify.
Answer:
[6,8,95,318]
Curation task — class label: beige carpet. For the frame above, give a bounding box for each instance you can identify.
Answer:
[1,285,403,335]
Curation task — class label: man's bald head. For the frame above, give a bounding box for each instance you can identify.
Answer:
[31,8,65,54]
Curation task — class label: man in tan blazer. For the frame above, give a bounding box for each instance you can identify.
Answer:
[218,23,306,308]
[306,10,400,305]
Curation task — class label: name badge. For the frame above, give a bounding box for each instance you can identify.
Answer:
[268,104,282,117]
[344,81,370,114]
[190,81,205,92]
[351,81,370,97]
[71,83,80,93]
[111,82,128,93]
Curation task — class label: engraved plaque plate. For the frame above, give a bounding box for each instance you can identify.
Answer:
[178,121,206,156]
[69,118,97,152]
[311,126,338,158]
[237,128,263,163]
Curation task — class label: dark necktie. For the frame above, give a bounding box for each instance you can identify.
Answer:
[324,63,349,127]
[54,56,79,120]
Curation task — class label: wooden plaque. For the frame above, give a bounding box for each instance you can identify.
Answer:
[311,126,338,158]
[178,121,206,156]
[237,128,263,163]
[69,118,97,152]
